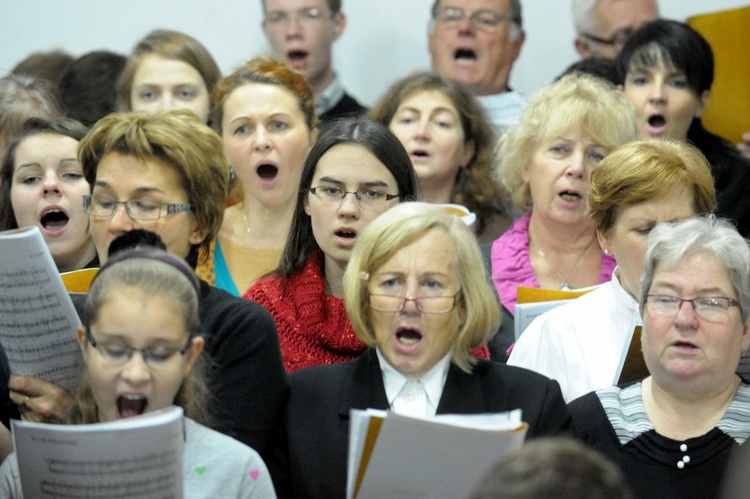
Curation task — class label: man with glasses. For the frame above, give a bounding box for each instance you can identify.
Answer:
[261,0,366,121]
[428,0,526,137]
[572,0,659,59]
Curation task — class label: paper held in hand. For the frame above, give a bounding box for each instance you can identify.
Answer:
[0,226,83,393]
[12,406,184,499]
[347,409,528,499]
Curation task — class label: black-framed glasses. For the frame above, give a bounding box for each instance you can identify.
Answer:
[264,7,334,27]
[583,29,634,49]
[83,194,192,221]
[369,291,462,314]
[85,328,191,367]
[643,294,741,323]
[309,186,400,208]
[433,6,514,32]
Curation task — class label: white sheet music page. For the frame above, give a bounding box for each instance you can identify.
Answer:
[0,226,83,392]
[12,406,184,499]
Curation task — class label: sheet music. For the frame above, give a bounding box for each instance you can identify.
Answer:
[0,226,83,392]
[12,406,184,499]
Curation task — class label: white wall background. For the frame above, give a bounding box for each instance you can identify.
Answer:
[1,0,747,107]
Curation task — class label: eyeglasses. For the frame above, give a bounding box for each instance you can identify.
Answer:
[83,194,193,221]
[433,6,514,32]
[309,186,400,208]
[643,294,741,323]
[86,328,191,367]
[369,291,462,314]
[583,29,634,49]
[264,7,334,27]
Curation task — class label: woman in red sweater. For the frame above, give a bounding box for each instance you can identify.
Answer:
[244,117,418,372]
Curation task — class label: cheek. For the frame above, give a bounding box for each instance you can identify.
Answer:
[10,188,35,224]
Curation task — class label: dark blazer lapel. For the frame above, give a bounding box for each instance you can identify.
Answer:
[436,363,488,414]
[338,349,390,420]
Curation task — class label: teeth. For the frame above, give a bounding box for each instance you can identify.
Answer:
[560,193,580,201]
[399,336,419,346]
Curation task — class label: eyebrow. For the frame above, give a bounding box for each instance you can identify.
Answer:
[93,181,166,196]
[316,176,392,189]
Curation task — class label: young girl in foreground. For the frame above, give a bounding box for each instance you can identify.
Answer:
[0,248,275,498]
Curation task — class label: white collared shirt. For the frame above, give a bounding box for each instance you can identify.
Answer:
[314,74,345,117]
[376,348,452,417]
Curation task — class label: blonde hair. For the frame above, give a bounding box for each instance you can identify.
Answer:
[497,73,637,211]
[344,202,500,373]
[589,139,716,237]
[78,109,229,263]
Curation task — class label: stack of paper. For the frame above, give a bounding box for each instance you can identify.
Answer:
[347,409,527,499]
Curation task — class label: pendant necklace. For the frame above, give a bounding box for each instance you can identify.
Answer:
[533,236,596,290]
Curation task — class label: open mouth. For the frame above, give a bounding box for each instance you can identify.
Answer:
[287,50,308,62]
[396,329,422,346]
[117,394,148,419]
[454,49,477,61]
[411,149,429,159]
[648,115,666,128]
[257,164,279,180]
[559,190,582,202]
[335,229,356,239]
[40,210,69,230]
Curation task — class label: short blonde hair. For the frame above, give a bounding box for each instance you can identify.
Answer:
[589,139,716,237]
[497,73,637,211]
[344,202,500,373]
[78,109,229,263]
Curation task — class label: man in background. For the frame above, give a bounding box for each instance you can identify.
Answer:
[572,0,659,59]
[428,0,526,136]
[262,0,366,121]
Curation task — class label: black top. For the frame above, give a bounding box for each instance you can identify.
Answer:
[270,348,570,499]
[72,280,288,458]
[703,146,750,238]
[569,383,750,499]
[319,91,367,123]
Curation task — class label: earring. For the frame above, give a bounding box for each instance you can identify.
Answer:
[603,248,611,255]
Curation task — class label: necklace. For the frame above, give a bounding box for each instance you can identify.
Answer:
[241,209,252,235]
[533,236,597,290]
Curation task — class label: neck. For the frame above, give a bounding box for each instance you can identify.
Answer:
[224,200,294,250]
[643,375,741,440]
[323,253,347,299]
[56,242,97,273]
[310,69,335,99]
[419,178,455,205]
[528,212,597,253]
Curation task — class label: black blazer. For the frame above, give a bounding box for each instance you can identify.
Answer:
[319,92,367,123]
[270,348,570,499]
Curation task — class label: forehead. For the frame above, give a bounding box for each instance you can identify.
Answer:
[652,251,733,291]
[95,153,186,194]
[264,0,330,11]
[15,133,79,162]
[223,83,303,118]
[594,0,658,32]
[398,90,460,115]
[437,0,509,11]
[313,143,396,183]
[133,54,205,85]
[376,228,457,273]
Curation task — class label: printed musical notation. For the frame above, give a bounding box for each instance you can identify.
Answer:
[0,226,83,393]
[13,407,184,499]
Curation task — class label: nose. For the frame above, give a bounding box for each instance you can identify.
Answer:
[120,352,151,385]
[415,119,431,142]
[254,126,271,152]
[566,149,586,179]
[673,300,699,328]
[108,203,136,233]
[285,16,303,38]
[456,13,475,34]
[648,80,666,104]
[337,191,361,218]
[42,171,62,196]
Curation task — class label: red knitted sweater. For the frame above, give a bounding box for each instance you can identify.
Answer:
[244,250,489,373]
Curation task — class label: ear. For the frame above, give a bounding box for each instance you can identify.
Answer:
[575,37,591,58]
[77,325,89,361]
[188,219,207,247]
[303,191,312,215]
[740,319,750,354]
[596,229,611,255]
[459,140,476,169]
[509,29,526,62]
[331,12,346,41]
[521,163,531,184]
[694,90,711,119]
[182,336,205,377]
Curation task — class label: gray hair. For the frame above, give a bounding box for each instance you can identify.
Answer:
[640,216,750,321]
[571,0,600,36]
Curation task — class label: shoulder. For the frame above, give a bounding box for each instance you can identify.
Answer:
[320,93,367,121]
[200,280,275,328]
[185,418,258,457]
[289,360,357,391]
